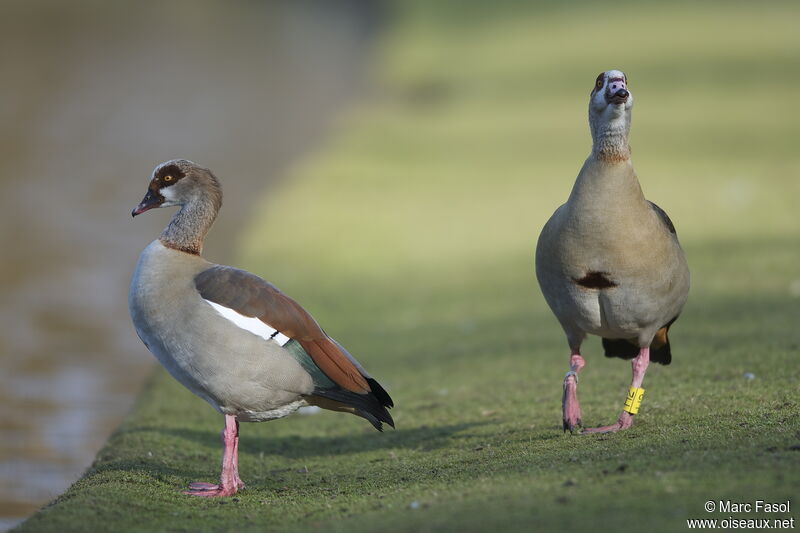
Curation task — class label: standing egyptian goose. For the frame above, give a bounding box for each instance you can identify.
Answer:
[129,160,394,496]
[535,70,689,434]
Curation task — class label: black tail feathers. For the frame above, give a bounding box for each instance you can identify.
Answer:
[601,337,672,365]
[366,377,394,408]
[313,381,395,431]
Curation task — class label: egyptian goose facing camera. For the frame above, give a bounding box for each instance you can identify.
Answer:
[129,160,394,496]
[535,70,690,434]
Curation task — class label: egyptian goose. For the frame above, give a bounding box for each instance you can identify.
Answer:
[535,70,690,434]
[129,160,394,496]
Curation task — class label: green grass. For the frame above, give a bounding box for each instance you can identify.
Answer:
[19,1,800,531]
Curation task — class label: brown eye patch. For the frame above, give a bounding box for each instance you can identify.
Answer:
[154,164,185,186]
[593,73,605,93]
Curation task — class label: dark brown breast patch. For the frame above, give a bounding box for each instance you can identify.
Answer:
[573,271,617,289]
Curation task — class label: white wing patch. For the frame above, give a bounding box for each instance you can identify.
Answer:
[205,300,290,346]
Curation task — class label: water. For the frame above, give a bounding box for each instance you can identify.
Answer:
[0,1,380,528]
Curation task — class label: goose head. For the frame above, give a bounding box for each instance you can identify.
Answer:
[590,69,632,115]
[132,159,222,217]
[588,70,633,155]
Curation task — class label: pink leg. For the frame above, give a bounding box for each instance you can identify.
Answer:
[185,414,242,497]
[583,347,650,434]
[562,352,585,432]
[232,424,245,489]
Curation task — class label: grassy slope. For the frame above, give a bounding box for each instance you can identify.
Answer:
[19,1,800,531]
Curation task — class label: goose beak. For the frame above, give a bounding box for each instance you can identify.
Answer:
[605,77,629,105]
[608,88,629,105]
[131,190,163,217]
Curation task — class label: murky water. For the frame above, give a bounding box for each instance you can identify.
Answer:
[0,1,380,528]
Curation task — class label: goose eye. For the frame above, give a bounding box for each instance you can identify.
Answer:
[596,79,604,89]
[164,175,173,182]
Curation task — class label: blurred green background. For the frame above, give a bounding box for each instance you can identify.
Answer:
[9,0,800,531]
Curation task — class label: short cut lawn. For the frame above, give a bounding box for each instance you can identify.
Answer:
[19,1,799,531]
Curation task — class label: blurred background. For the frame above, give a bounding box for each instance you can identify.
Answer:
[3,0,800,530]
[0,0,381,528]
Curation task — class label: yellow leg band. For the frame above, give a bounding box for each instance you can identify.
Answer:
[623,387,645,414]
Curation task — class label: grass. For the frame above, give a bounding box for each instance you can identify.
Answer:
[18,1,800,531]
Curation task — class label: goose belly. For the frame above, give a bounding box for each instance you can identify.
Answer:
[132,305,312,419]
[554,284,646,339]
[129,242,313,419]
[537,240,646,339]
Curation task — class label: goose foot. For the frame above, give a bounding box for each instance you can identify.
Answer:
[184,482,239,497]
[582,347,649,434]
[561,353,585,433]
[183,414,243,497]
[581,411,633,434]
[562,374,582,432]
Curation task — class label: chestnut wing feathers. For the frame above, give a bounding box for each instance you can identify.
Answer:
[195,265,369,391]
[194,265,394,429]
[195,265,321,340]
